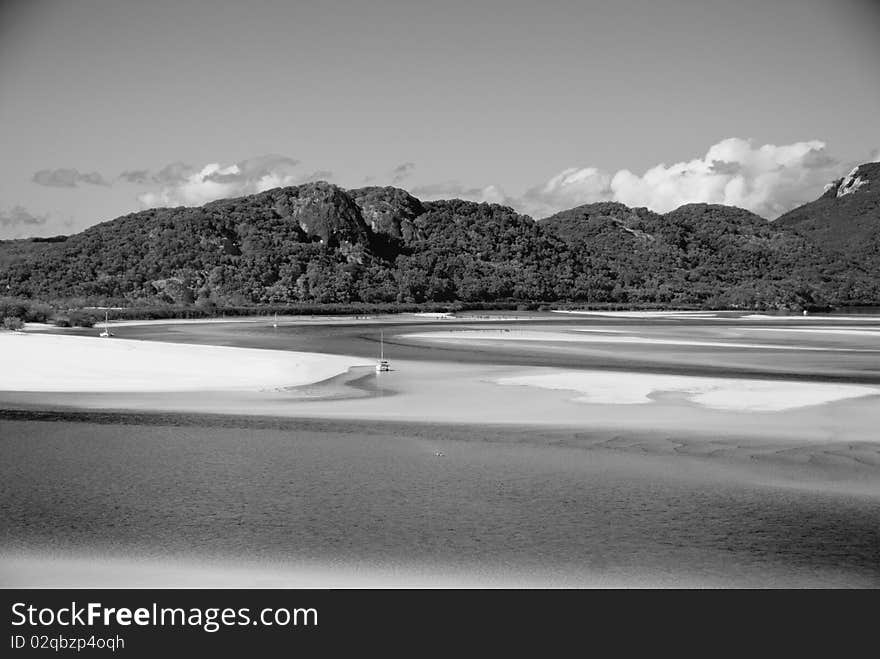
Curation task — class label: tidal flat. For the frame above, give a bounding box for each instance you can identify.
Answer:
[1,311,879,587]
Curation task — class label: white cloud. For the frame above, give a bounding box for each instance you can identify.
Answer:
[391,162,416,185]
[136,154,322,208]
[410,181,509,205]
[520,138,843,219]
[32,168,109,187]
[0,204,47,227]
[522,167,611,215]
[107,139,863,219]
[117,169,151,184]
[0,205,51,239]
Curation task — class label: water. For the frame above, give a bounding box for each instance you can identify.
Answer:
[4,311,880,587]
[1,414,878,587]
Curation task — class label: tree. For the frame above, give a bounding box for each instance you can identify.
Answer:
[3,316,24,331]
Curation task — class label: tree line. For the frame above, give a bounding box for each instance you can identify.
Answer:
[1,183,877,320]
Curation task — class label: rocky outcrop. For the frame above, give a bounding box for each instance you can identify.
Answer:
[267,182,372,248]
[349,186,425,241]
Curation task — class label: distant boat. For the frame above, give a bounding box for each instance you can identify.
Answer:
[273,312,278,328]
[376,330,391,373]
[98,311,114,338]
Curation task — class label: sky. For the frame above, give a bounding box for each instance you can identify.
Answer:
[1,0,879,238]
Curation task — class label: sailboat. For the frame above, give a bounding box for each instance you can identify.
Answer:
[272,312,278,328]
[99,311,114,338]
[376,330,391,373]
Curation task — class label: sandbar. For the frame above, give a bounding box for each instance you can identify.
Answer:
[402,328,873,352]
[0,333,368,392]
[495,368,880,412]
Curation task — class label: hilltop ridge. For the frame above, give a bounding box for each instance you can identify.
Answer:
[1,163,879,310]
[776,161,880,272]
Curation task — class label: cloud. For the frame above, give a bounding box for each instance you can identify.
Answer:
[521,167,612,216]
[391,162,416,185]
[136,154,315,208]
[410,181,509,205]
[118,169,152,184]
[77,171,109,186]
[0,205,51,239]
[298,170,333,184]
[32,168,109,187]
[520,138,843,219]
[0,205,48,228]
[152,161,198,186]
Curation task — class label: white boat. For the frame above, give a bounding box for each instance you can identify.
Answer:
[376,330,391,373]
[99,311,114,338]
[272,312,278,328]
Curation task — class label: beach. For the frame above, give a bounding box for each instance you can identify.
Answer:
[1,311,879,587]
[495,369,880,411]
[0,332,369,392]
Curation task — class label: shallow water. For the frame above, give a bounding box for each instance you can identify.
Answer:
[78,311,880,383]
[1,415,878,587]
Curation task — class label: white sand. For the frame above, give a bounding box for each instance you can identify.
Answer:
[0,551,701,588]
[403,329,864,351]
[0,333,368,392]
[738,327,880,337]
[20,322,54,332]
[83,315,386,328]
[0,553,498,588]
[413,311,456,319]
[496,369,880,412]
[552,310,880,323]
[31,311,539,330]
[739,314,877,322]
[552,310,723,318]
[571,329,863,351]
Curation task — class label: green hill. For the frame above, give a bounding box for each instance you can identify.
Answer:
[2,167,879,311]
[775,161,880,272]
[540,201,875,308]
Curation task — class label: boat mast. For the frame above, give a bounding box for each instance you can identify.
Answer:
[380,330,384,361]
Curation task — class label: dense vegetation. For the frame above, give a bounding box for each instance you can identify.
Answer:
[1,169,878,321]
[776,162,880,273]
[541,201,877,308]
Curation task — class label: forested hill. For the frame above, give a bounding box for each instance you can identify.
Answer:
[776,162,880,273]
[1,172,879,311]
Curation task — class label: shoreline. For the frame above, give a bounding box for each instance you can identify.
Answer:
[3,324,880,443]
[402,327,880,352]
[4,314,880,589]
[0,332,370,392]
[19,306,880,334]
[20,310,554,332]
[3,548,870,589]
